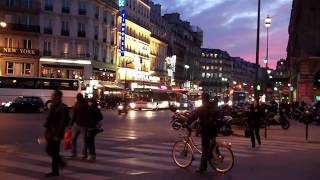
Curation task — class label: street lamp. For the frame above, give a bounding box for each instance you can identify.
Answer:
[184,64,190,88]
[254,0,261,104]
[0,21,7,28]
[264,15,271,67]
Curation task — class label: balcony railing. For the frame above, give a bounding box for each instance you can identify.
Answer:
[61,30,69,36]
[0,1,41,13]
[44,5,53,11]
[62,7,70,13]
[6,23,40,33]
[43,28,52,34]
[78,31,86,38]
[78,9,86,15]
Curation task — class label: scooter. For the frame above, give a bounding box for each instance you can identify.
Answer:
[265,109,290,130]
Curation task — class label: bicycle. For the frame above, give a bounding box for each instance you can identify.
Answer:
[172,126,234,173]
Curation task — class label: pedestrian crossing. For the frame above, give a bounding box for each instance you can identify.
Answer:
[1,131,320,180]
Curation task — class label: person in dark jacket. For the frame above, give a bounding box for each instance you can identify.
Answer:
[44,90,69,177]
[248,101,262,148]
[187,93,221,173]
[70,93,89,158]
[84,98,103,161]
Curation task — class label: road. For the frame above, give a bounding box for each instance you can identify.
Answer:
[0,109,320,180]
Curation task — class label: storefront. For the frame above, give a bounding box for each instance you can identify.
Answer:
[0,47,39,77]
[117,67,161,90]
[39,57,92,80]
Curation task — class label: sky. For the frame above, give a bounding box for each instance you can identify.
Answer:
[153,0,293,69]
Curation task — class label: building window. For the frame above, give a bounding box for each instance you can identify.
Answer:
[43,41,51,55]
[23,40,32,49]
[78,1,86,15]
[214,53,218,58]
[6,62,14,74]
[5,37,13,48]
[95,6,99,19]
[219,73,222,77]
[219,67,222,71]
[6,0,15,7]
[78,23,86,37]
[61,21,69,36]
[62,43,69,56]
[22,0,32,8]
[44,0,53,10]
[24,63,32,75]
[220,60,222,64]
[62,0,70,13]
[77,44,84,56]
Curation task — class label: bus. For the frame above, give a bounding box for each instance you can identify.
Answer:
[232,90,248,106]
[0,76,81,108]
[131,88,171,110]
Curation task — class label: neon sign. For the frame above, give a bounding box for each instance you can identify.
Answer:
[120,9,126,56]
[119,0,126,7]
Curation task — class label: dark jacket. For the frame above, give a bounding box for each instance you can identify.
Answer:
[71,100,89,127]
[248,105,263,128]
[88,104,103,129]
[188,102,221,134]
[44,101,69,140]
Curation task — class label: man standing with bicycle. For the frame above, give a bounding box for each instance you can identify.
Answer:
[187,93,221,173]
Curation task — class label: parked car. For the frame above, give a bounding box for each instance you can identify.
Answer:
[0,96,45,113]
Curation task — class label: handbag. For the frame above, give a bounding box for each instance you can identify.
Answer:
[63,130,72,150]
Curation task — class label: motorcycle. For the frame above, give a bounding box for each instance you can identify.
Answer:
[118,103,128,115]
[169,106,233,136]
[265,109,290,130]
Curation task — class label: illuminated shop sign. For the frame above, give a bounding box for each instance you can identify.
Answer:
[0,47,39,56]
[119,0,126,7]
[120,9,126,57]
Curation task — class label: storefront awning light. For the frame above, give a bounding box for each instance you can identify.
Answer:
[40,58,91,65]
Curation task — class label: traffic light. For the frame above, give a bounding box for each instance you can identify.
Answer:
[290,86,294,92]
[288,83,291,87]
[256,84,261,91]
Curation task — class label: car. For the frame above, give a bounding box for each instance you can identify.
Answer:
[0,96,45,113]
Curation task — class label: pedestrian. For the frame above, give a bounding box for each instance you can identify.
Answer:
[248,101,262,148]
[84,98,103,161]
[70,93,89,159]
[187,93,221,173]
[44,90,69,177]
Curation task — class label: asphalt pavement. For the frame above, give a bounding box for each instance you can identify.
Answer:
[0,109,320,180]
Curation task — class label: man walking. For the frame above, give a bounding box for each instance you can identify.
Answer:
[44,90,69,177]
[70,93,89,159]
[248,101,262,148]
[187,93,220,173]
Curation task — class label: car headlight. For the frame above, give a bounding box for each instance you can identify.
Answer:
[118,105,124,110]
[1,102,6,106]
[175,102,180,107]
[129,102,136,109]
[183,103,188,108]
[195,100,202,107]
[4,101,12,107]
[147,103,153,108]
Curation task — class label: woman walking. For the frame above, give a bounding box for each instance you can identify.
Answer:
[248,101,262,148]
[84,98,103,161]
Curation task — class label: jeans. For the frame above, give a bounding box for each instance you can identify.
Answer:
[46,139,63,174]
[200,132,215,170]
[84,129,97,156]
[71,125,87,156]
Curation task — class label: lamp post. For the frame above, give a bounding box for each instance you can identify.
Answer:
[184,64,190,88]
[264,15,271,102]
[254,0,261,104]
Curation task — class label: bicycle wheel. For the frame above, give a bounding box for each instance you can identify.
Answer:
[172,140,193,168]
[209,143,234,173]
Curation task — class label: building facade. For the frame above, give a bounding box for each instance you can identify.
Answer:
[163,13,203,88]
[39,0,118,80]
[117,0,161,90]
[287,0,320,103]
[200,48,232,97]
[0,0,41,77]
[144,0,168,84]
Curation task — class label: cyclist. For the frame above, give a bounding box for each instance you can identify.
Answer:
[187,93,221,173]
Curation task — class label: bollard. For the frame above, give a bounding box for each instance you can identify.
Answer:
[305,119,309,141]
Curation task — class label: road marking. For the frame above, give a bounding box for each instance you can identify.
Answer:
[0,171,39,180]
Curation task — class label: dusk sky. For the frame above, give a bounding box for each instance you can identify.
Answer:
[154,0,293,69]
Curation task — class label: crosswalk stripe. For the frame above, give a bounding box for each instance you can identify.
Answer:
[17,153,131,174]
[0,158,109,180]
[113,146,170,156]
[0,171,39,180]
[136,144,172,150]
[107,158,173,171]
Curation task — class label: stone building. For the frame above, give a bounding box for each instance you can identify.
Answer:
[200,48,232,97]
[287,0,320,103]
[163,13,203,88]
[0,0,41,77]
